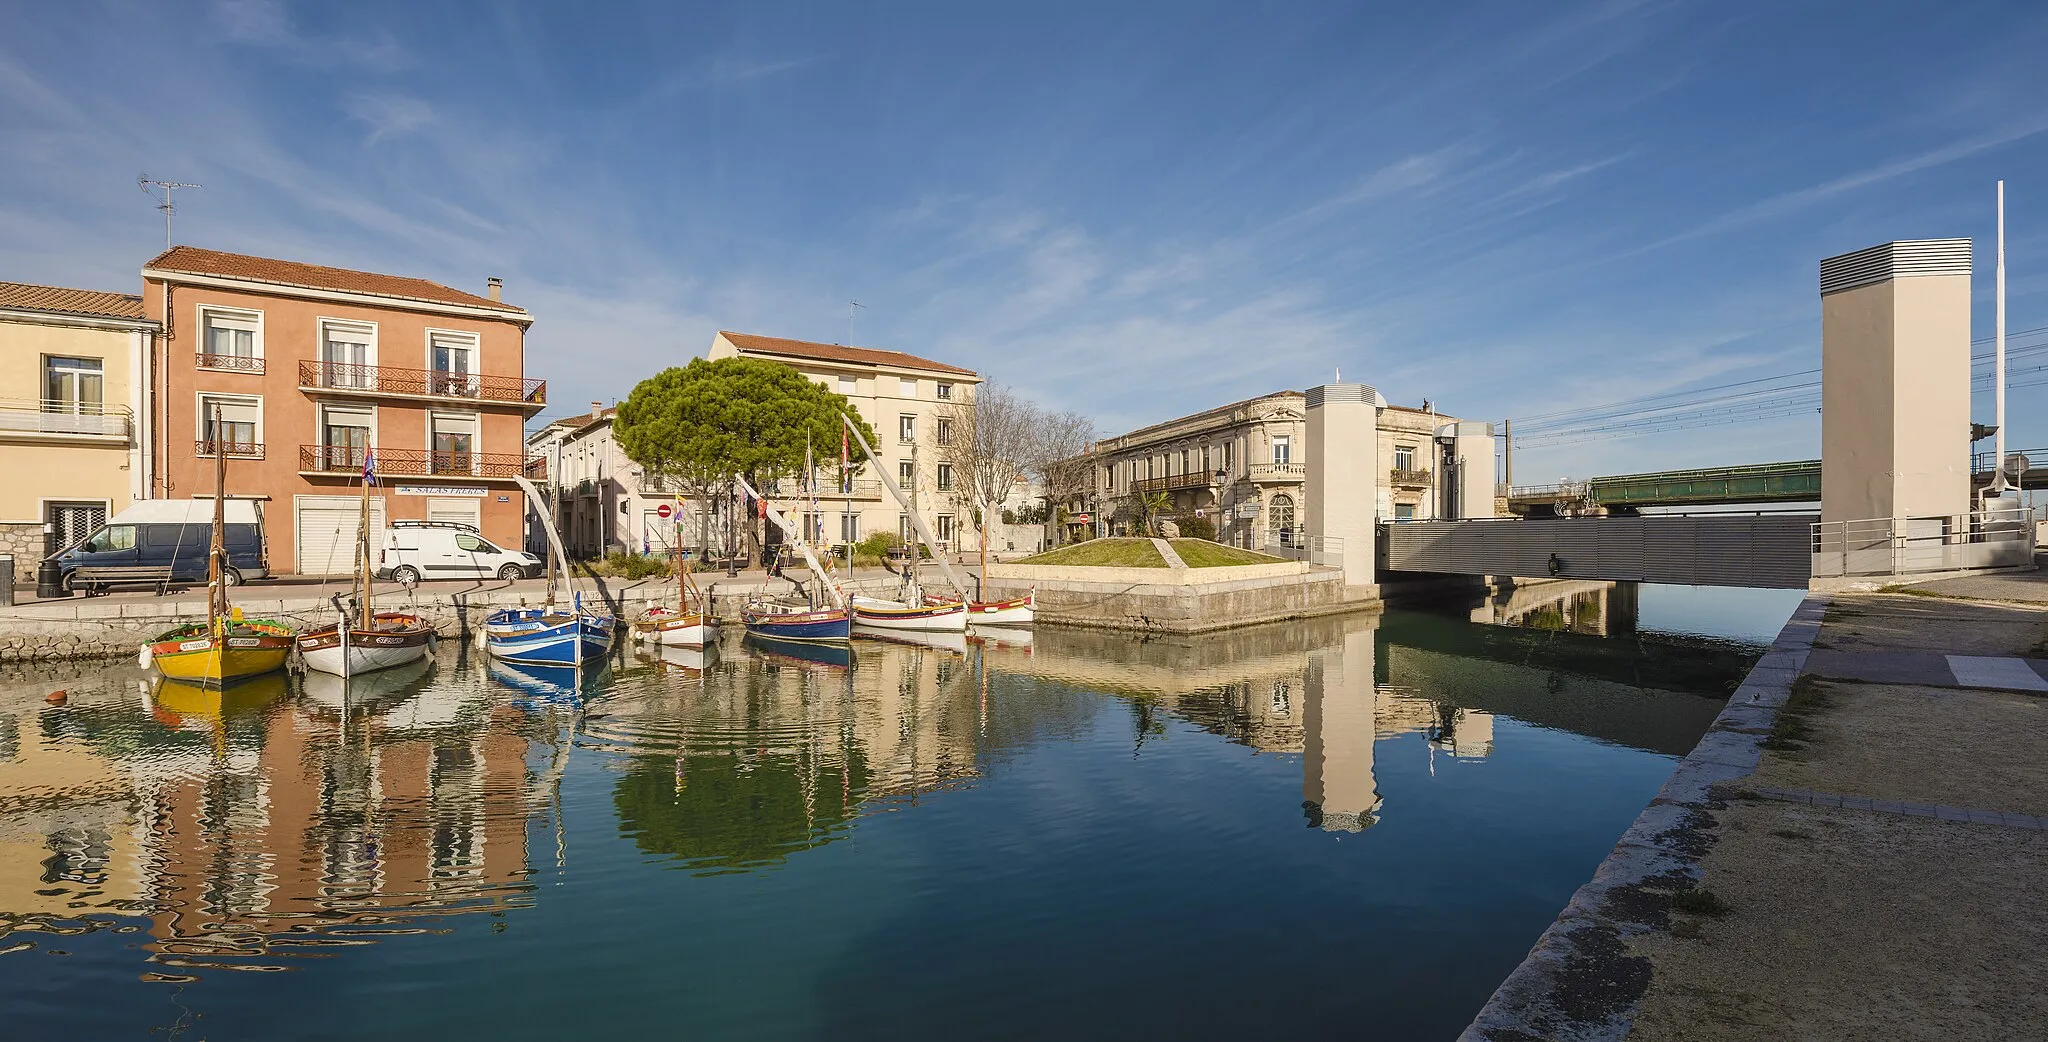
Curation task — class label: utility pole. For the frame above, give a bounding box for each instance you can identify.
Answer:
[1995,180,2008,493]
[1502,418,1513,491]
[139,175,202,248]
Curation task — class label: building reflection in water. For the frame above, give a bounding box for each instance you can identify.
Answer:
[1470,579,1639,637]
[0,653,551,976]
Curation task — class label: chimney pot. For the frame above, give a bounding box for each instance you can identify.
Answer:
[487,276,503,302]
[591,400,603,417]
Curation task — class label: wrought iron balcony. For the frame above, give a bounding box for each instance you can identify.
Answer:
[195,352,265,374]
[298,360,547,407]
[0,399,132,439]
[299,444,547,480]
[197,438,264,459]
[1390,467,1433,488]
[1133,472,1215,494]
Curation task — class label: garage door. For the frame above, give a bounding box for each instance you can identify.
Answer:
[296,495,387,576]
[427,497,481,530]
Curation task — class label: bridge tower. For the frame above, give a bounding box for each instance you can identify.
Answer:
[1305,383,1382,587]
[1819,239,1973,526]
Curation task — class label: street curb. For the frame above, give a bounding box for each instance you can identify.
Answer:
[1456,594,1829,1042]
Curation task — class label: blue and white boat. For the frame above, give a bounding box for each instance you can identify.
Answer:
[740,601,851,642]
[484,599,616,665]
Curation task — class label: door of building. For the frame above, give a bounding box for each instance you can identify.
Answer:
[44,501,107,556]
[296,495,387,576]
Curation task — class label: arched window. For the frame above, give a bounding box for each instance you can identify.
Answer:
[1268,493,1296,547]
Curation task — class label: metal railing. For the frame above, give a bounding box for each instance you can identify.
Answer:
[299,444,546,479]
[197,438,264,459]
[1134,472,1213,494]
[1247,462,1305,482]
[298,360,547,406]
[1810,507,2035,578]
[1309,535,1345,569]
[1389,467,1433,488]
[0,399,132,438]
[195,352,265,374]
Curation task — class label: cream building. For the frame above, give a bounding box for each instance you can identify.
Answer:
[0,282,159,583]
[1082,391,1492,551]
[707,331,985,553]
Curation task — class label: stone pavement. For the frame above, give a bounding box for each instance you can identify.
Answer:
[1463,574,2048,1042]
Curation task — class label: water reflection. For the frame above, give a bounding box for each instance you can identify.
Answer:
[0,595,1770,1035]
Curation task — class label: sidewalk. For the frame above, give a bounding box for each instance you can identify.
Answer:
[1465,574,2048,1041]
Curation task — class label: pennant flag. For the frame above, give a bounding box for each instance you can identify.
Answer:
[362,448,377,486]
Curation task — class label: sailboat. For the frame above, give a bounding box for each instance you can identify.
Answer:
[631,511,719,647]
[140,406,297,686]
[297,450,435,676]
[838,419,969,632]
[736,472,852,643]
[483,475,617,666]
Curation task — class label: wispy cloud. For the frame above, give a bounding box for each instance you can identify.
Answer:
[710,54,823,84]
[344,93,435,144]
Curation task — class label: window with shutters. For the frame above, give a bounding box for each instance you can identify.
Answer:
[431,412,479,475]
[197,393,262,457]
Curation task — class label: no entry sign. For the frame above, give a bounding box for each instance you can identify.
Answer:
[656,503,673,519]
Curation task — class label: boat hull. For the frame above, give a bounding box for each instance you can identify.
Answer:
[297,613,436,676]
[741,605,851,642]
[631,609,719,648]
[483,608,616,665]
[851,596,969,632]
[744,632,854,668]
[967,593,1035,627]
[145,621,295,686]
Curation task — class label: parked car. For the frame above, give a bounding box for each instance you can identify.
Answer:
[48,499,270,592]
[379,520,542,583]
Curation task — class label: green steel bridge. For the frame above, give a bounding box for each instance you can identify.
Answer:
[1507,449,2048,514]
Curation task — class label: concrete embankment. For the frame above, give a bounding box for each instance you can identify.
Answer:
[983,552,1380,634]
[0,573,903,663]
[1463,572,2048,1041]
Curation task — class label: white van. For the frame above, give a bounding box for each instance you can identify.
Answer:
[378,521,542,583]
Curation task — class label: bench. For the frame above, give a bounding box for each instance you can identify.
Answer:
[69,566,183,596]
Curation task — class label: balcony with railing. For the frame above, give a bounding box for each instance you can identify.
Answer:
[1133,471,1216,495]
[298,361,547,409]
[1389,467,1433,488]
[1247,462,1305,483]
[197,438,264,459]
[196,352,265,374]
[0,399,132,440]
[299,445,547,481]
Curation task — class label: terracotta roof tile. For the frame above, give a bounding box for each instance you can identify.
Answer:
[0,281,147,321]
[719,330,978,377]
[143,246,526,315]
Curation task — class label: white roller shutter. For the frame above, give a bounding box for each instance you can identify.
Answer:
[296,495,386,576]
[427,497,480,530]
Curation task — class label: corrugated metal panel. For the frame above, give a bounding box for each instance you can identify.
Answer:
[1819,238,1970,295]
[1304,384,1383,408]
[1382,516,1815,589]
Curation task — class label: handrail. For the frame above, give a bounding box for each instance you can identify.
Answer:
[298,360,546,405]
[299,444,546,479]
[0,399,132,437]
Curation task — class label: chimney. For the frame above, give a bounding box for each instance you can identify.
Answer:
[591,400,603,418]
[487,277,503,302]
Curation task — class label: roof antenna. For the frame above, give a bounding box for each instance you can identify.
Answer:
[1335,366,1341,383]
[139,174,202,249]
[845,300,865,345]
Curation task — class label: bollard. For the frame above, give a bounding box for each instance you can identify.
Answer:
[37,558,68,599]
[0,554,12,606]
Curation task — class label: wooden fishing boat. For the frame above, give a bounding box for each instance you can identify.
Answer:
[141,403,296,687]
[486,603,617,665]
[298,453,435,676]
[631,550,719,647]
[741,601,851,642]
[851,594,969,632]
[967,591,1035,626]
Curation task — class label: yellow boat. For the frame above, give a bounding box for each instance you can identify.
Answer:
[140,401,297,686]
[144,614,296,686]
[151,671,290,722]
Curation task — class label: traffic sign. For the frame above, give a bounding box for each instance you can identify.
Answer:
[656,503,673,519]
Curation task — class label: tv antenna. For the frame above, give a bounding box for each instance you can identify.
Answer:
[139,175,202,248]
[845,300,865,345]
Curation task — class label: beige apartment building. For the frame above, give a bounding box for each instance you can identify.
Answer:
[0,282,159,583]
[707,331,984,552]
[1081,390,1491,550]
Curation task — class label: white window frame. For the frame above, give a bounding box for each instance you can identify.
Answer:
[840,512,860,542]
[1272,435,1292,466]
[936,513,955,542]
[937,462,955,491]
[1393,444,1416,471]
[898,414,916,443]
[194,391,263,457]
[428,410,483,476]
[936,417,953,446]
[838,374,858,394]
[936,382,953,401]
[898,460,915,489]
[425,327,483,398]
[196,305,264,369]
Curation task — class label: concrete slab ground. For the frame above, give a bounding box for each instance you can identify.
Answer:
[1464,572,2048,1041]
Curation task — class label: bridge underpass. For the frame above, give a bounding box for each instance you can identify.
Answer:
[1381,515,1816,589]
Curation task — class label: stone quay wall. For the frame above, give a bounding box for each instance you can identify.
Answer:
[982,562,1379,634]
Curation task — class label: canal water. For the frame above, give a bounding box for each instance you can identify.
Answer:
[0,584,1798,1041]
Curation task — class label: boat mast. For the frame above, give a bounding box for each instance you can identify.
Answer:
[734,473,845,610]
[210,403,227,632]
[357,451,374,629]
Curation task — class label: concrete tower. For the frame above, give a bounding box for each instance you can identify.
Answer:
[1819,239,1973,525]
[1304,383,1381,587]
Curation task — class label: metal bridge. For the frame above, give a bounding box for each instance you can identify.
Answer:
[1507,449,2048,515]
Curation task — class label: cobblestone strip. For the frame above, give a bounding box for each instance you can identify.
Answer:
[1458,595,1831,1042]
[1747,785,2045,829]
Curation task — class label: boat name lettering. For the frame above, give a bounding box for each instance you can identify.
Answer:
[178,640,212,652]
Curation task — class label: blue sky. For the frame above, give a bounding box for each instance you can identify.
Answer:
[4,0,2047,482]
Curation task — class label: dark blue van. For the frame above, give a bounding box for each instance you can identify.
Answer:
[51,500,271,592]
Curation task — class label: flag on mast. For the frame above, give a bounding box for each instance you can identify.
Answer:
[362,448,377,485]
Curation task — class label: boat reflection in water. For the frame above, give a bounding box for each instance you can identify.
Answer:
[0,587,1773,1040]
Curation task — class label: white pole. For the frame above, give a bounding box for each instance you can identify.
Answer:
[1995,180,2008,493]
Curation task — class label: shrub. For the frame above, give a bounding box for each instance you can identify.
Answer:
[578,552,673,579]
[855,532,903,558]
[1179,516,1217,541]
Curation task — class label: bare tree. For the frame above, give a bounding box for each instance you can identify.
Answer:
[940,381,1035,579]
[1026,409,1097,547]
